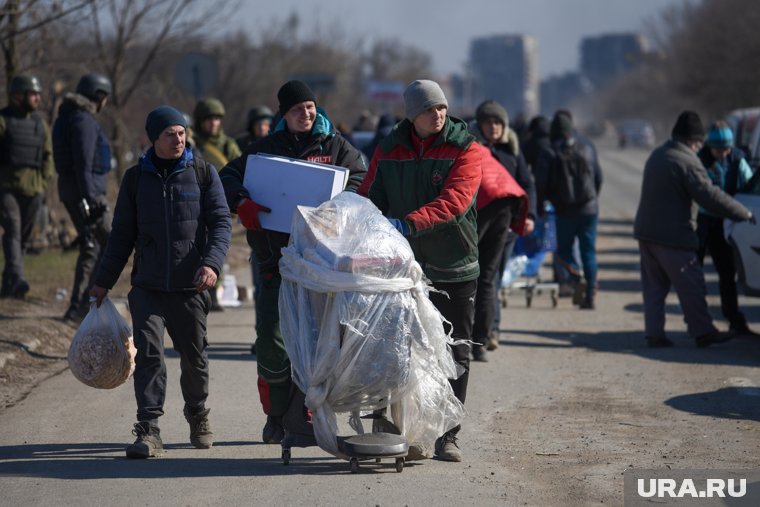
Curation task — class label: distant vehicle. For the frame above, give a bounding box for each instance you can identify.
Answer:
[616,118,655,148]
[725,107,760,158]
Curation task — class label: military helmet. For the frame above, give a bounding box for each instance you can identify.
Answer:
[193,98,226,120]
[9,75,42,94]
[247,105,273,128]
[76,72,112,101]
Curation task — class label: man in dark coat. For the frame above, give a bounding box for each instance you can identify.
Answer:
[52,72,113,322]
[634,111,754,348]
[219,80,366,445]
[91,106,231,458]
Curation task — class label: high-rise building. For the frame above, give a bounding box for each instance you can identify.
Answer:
[580,33,648,89]
[468,34,539,119]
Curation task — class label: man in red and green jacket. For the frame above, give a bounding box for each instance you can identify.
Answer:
[358,79,482,462]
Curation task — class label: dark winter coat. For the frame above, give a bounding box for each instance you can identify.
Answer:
[219,109,367,274]
[471,122,537,218]
[634,140,751,251]
[534,137,603,217]
[52,93,111,204]
[94,147,231,292]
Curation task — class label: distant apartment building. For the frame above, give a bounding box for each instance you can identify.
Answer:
[540,72,592,116]
[468,34,539,119]
[580,33,648,89]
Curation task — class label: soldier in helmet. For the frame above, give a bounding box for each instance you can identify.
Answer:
[0,74,54,298]
[192,98,241,171]
[235,105,273,152]
[52,72,113,323]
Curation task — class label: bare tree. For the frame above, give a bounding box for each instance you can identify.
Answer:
[0,0,94,90]
[83,0,239,175]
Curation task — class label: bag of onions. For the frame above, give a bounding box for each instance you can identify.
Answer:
[67,298,136,389]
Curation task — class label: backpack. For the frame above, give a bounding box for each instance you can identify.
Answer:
[548,143,596,206]
[127,154,212,200]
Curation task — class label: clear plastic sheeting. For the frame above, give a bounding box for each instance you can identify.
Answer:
[279,192,465,458]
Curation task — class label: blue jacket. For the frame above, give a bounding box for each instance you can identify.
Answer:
[52,93,111,203]
[94,147,231,292]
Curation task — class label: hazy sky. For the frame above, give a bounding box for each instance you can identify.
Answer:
[238,0,670,79]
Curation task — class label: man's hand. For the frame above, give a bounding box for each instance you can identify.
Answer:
[89,285,108,308]
[193,266,217,293]
[237,198,271,231]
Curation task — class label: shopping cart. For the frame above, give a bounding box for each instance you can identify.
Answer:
[500,204,559,308]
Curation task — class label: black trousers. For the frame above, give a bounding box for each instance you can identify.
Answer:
[0,190,42,286]
[473,199,513,344]
[63,195,111,314]
[428,279,476,408]
[696,214,747,330]
[128,287,211,424]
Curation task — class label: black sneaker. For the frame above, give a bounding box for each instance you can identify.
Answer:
[126,422,163,458]
[262,415,284,444]
[695,331,735,348]
[184,406,213,449]
[10,278,29,299]
[729,325,760,339]
[435,432,462,462]
[646,336,673,348]
[472,345,488,362]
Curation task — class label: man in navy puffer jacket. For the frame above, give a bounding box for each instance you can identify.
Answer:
[90,106,231,459]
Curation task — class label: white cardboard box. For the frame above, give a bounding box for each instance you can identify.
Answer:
[242,153,349,233]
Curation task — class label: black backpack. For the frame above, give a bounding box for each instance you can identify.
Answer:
[548,143,596,206]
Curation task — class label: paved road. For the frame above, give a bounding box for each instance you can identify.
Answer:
[1,141,758,506]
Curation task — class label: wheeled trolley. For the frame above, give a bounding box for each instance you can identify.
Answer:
[338,432,409,473]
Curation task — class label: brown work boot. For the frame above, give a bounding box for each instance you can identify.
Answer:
[486,330,499,351]
[184,406,213,449]
[125,421,163,459]
[435,432,462,462]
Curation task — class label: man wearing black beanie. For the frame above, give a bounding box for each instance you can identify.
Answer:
[90,105,232,458]
[634,110,754,349]
[219,80,366,446]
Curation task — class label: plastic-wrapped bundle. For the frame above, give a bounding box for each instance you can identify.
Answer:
[279,192,465,457]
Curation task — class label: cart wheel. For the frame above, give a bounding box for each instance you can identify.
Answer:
[551,290,558,308]
[395,457,404,473]
[350,457,359,473]
[282,448,290,466]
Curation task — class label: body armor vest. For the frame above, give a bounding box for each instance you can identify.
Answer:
[1,109,45,169]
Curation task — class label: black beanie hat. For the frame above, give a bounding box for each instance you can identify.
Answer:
[145,106,187,143]
[277,80,317,115]
[550,112,574,141]
[671,110,705,142]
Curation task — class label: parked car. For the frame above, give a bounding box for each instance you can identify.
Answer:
[616,118,655,148]
[728,173,760,297]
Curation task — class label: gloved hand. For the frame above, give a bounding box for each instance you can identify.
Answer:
[748,212,757,225]
[237,198,271,231]
[388,217,410,236]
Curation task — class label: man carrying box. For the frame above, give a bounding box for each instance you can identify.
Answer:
[219,80,366,444]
